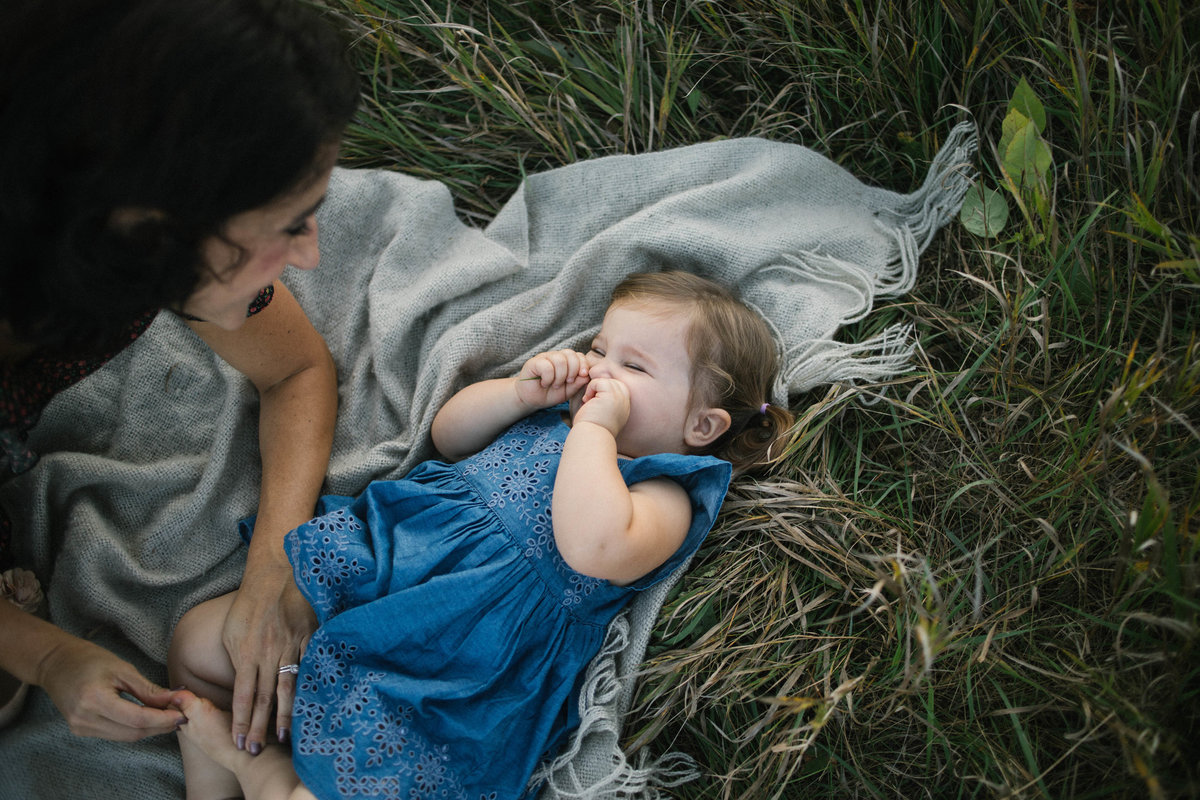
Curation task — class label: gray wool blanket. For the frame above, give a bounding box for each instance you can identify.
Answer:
[0,125,975,799]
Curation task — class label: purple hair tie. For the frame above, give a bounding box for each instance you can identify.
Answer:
[759,403,769,414]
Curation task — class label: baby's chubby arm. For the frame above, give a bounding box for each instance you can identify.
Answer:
[552,378,693,586]
[431,349,591,461]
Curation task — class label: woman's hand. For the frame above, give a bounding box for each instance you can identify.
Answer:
[515,349,591,409]
[37,635,186,741]
[221,563,316,754]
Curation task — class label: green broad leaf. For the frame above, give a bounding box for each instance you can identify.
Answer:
[1004,119,1052,188]
[1009,77,1047,132]
[959,183,1009,237]
[998,108,1029,159]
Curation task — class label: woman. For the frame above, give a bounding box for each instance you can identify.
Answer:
[0,0,359,759]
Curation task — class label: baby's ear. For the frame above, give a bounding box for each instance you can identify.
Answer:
[684,407,731,449]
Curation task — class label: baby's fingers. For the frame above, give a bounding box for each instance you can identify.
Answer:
[524,350,587,388]
[581,379,600,404]
[578,378,631,428]
[560,350,589,386]
[520,353,557,386]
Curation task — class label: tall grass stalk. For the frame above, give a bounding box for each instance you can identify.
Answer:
[313,1,1199,796]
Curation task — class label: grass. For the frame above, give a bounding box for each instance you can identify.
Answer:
[310,1,1199,797]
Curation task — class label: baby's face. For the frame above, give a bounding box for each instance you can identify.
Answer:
[571,299,699,458]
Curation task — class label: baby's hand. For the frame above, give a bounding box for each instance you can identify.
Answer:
[515,349,590,409]
[573,377,630,438]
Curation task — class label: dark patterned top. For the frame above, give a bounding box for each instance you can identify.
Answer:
[0,286,274,569]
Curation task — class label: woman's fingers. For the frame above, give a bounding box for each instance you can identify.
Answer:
[42,651,185,741]
[228,661,259,752]
[222,570,316,754]
[86,691,186,741]
[274,662,297,745]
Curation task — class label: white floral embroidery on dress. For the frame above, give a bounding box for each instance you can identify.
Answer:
[296,631,475,798]
[292,508,369,616]
[461,438,521,475]
[302,639,358,690]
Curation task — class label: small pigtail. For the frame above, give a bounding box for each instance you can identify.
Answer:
[716,402,795,475]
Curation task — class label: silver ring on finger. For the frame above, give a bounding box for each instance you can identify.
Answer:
[277,663,300,675]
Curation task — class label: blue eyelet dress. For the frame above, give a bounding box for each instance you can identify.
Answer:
[281,406,731,800]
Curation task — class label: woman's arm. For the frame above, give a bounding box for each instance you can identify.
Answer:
[0,599,185,739]
[187,281,336,756]
[551,378,692,586]
[431,349,590,461]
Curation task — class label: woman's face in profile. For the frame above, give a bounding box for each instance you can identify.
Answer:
[182,151,337,330]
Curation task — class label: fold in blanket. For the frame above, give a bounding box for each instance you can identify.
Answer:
[0,126,976,799]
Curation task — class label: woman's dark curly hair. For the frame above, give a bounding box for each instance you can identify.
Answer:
[0,0,360,352]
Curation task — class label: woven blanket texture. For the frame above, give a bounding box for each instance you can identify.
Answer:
[0,126,975,799]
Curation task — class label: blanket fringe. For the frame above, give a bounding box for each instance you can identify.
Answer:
[778,323,916,397]
[874,120,979,297]
[754,255,918,397]
[533,614,700,799]
[764,254,876,325]
[763,120,975,397]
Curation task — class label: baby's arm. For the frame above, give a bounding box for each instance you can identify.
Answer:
[551,379,693,586]
[431,349,590,461]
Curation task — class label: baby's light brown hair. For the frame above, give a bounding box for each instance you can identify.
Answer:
[609,270,794,473]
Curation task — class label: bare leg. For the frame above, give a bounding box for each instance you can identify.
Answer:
[169,592,243,800]
[175,691,310,800]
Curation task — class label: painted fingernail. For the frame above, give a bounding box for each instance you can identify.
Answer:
[249,741,262,755]
[277,728,289,744]
[236,734,246,750]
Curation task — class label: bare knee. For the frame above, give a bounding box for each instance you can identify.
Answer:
[168,603,206,686]
[169,593,237,703]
